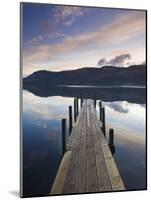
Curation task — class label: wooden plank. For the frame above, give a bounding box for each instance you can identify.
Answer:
[62,102,86,194]
[102,144,125,191]
[89,103,112,192]
[92,105,109,145]
[86,102,99,192]
[69,102,85,149]
[50,151,72,195]
[74,101,87,193]
[90,101,125,191]
[67,102,84,150]
[90,101,107,145]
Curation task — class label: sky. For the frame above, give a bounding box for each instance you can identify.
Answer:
[22,3,146,77]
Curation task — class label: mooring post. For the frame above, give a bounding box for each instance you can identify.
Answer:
[74,98,77,122]
[99,101,102,121]
[80,98,83,107]
[69,106,72,135]
[102,107,106,136]
[109,128,115,154]
[109,128,114,146]
[62,118,66,156]
[94,96,96,108]
[94,100,96,108]
[76,97,79,117]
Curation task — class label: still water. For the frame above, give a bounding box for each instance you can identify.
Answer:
[23,87,146,197]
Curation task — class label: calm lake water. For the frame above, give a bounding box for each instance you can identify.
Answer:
[22,87,146,197]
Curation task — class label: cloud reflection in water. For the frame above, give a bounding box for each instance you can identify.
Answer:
[23,90,73,120]
[103,101,145,135]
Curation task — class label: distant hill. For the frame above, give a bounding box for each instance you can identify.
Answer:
[23,65,146,86]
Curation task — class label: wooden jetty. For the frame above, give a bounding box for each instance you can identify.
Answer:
[50,99,125,195]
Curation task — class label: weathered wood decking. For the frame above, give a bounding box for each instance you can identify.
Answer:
[50,100,125,195]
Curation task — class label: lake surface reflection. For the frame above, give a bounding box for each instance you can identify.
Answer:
[23,87,146,197]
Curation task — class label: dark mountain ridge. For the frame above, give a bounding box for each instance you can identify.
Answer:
[23,64,146,86]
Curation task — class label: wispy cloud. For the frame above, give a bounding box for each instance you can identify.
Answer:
[23,11,145,75]
[97,53,131,67]
[30,35,43,43]
[48,32,64,38]
[53,6,88,26]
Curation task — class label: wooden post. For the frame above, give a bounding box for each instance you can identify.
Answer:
[80,98,83,107]
[74,98,76,122]
[69,106,72,135]
[76,98,79,117]
[109,128,115,155]
[94,97,96,108]
[102,107,106,136]
[109,128,114,146]
[94,100,96,108]
[62,118,66,156]
[99,101,102,121]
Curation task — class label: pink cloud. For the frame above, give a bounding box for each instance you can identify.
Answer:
[23,11,146,75]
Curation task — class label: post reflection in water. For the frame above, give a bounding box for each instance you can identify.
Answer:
[97,100,146,190]
[23,86,146,197]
